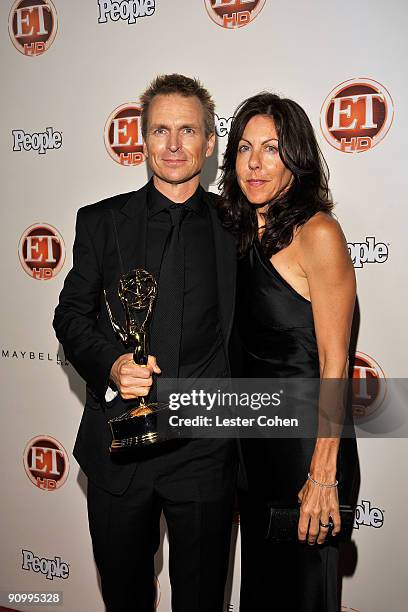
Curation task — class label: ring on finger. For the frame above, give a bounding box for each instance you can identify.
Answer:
[319,521,331,528]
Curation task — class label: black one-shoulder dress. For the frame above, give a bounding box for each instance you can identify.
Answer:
[237,240,357,612]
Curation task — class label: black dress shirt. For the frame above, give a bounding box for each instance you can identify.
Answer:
[146,183,227,379]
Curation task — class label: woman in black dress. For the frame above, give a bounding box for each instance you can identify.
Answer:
[219,93,358,611]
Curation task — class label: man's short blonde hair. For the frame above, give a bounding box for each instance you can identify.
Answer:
[140,73,215,137]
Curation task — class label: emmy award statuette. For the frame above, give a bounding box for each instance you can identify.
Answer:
[104,269,171,452]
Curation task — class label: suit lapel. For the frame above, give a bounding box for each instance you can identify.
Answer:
[114,182,149,273]
[102,183,150,332]
[205,191,237,347]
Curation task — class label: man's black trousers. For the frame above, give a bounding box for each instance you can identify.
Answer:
[87,439,237,612]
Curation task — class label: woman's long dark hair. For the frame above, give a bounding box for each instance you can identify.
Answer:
[218,92,333,257]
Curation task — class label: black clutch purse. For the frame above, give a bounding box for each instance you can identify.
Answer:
[265,504,355,543]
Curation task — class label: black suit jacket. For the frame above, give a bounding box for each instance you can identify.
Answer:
[53,183,237,494]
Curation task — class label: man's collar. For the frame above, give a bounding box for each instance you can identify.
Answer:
[147,180,206,217]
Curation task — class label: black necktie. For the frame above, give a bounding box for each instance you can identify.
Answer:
[150,204,190,379]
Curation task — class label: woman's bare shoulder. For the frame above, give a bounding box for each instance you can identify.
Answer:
[299,212,345,249]
[297,212,350,269]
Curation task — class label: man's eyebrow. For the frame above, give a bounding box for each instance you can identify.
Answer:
[149,123,202,130]
[180,123,201,129]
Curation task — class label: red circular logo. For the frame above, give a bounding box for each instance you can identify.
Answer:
[23,435,69,491]
[104,103,145,166]
[320,78,394,153]
[19,223,65,280]
[8,0,58,56]
[204,0,266,29]
[352,352,386,420]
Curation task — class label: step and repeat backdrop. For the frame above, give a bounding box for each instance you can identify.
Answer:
[1,1,407,611]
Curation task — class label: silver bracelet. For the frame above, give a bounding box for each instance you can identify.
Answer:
[307,472,338,488]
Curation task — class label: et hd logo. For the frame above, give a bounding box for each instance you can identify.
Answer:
[352,352,386,421]
[19,223,65,280]
[23,435,69,491]
[205,0,266,29]
[104,102,144,166]
[8,0,58,56]
[320,78,394,153]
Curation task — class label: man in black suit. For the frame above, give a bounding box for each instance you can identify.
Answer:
[53,74,238,612]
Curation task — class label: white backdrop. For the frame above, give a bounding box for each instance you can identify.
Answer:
[1,1,408,611]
